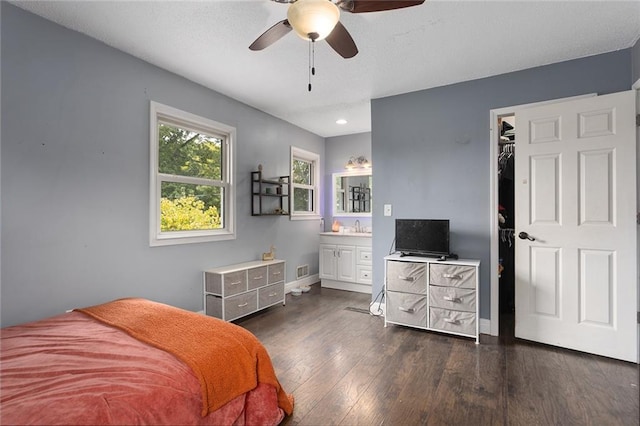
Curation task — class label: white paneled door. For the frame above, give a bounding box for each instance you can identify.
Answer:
[514,90,637,362]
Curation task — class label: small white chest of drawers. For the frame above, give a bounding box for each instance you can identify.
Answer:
[203,259,285,321]
[384,254,480,343]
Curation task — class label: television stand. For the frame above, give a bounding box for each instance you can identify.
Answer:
[399,251,457,261]
[384,253,480,343]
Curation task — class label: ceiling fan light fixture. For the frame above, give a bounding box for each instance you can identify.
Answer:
[287,0,340,42]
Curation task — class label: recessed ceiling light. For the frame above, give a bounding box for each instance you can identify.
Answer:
[336,119,347,125]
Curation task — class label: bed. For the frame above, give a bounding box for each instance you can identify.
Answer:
[0,298,293,425]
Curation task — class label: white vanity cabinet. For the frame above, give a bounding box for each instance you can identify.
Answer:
[319,233,372,294]
[384,253,480,342]
[203,259,285,321]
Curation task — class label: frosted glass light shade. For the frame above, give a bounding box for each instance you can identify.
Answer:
[287,0,340,41]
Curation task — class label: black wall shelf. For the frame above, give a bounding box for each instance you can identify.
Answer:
[251,171,290,216]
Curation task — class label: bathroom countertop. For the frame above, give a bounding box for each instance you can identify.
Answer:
[319,232,372,237]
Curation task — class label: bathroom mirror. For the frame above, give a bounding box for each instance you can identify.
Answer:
[332,170,372,217]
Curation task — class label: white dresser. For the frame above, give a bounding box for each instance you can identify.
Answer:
[319,233,372,294]
[203,259,285,321]
[384,253,480,342]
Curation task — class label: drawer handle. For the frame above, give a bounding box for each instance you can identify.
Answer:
[443,296,462,303]
[253,276,264,280]
[443,274,462,279]
[443,318,460,325]
[273,271,281,275]
[229,281,242,286]
[398,307,415,313]
[268,292,278,297]
[237,302,249,308]
[398,275,415,282]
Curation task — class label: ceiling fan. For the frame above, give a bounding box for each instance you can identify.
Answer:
[249,0,426,59]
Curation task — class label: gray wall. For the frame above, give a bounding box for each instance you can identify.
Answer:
[1,4,324,327]
[323,133,372,231]
[633,37,640,85]
[371,49,633,320]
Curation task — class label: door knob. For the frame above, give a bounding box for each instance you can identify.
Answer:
[518,232,535,241]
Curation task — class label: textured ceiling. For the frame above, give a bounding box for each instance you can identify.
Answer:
[11,0,640,137]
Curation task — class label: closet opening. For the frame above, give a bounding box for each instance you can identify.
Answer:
[497,114,515,338]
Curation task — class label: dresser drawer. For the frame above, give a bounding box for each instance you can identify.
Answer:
[204,272,221,294]
[386,261,427,294]
[386,291,427,327]
[223,270,248,296]
[429,285,476,312]
[429,264,476,289]
[357,247,373,266]
[258,283,284,308]
[225,291,257,321]
[429,307,476,336]
[268,263,285,284]
[205,295,222,318]
[356,265,372,285]
[248,266,268,290]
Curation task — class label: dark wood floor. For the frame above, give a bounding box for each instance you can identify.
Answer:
[237,284,640,425]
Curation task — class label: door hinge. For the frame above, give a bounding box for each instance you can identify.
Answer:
[637,311,640,324]
[637,212,640,225]
[636,114,640,127]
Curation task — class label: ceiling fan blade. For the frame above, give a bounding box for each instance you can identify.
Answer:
[325,21,358,59]
[249,19,292,51]
[340,0,425,13]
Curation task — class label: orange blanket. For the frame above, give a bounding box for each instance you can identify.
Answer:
[76,298,293,417]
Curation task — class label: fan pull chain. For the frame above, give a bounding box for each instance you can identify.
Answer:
[308,39,316,92]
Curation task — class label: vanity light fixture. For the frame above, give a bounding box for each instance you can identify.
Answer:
[345,155,370,169]
[336,119,348,125]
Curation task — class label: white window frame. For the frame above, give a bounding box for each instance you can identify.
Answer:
[149,101,235,246]
[290,146,321,220]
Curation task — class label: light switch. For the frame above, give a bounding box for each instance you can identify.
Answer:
[384,204,392,216]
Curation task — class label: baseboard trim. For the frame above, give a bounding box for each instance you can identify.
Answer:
[286,274,319,293]
[320,279,372,294]
[480,318,491,335]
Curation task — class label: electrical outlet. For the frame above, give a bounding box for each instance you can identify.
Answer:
[384,204,392,216]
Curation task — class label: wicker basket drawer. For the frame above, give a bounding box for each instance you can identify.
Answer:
[429,307,476,336]
[222,270,247,296]
[204,272,221,295]
[429,285,476,312]
[386,261,427,294]
[205,294,222,318]
[429,264,476,289]
[268,263,285,284]
[248,266,268,290]
[386,291,427,327]
[258,283,284,309]
[225,291,257,321]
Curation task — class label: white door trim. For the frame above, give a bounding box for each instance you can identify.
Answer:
[488,93,597,336]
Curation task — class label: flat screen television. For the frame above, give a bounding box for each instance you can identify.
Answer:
[395,219,450,257]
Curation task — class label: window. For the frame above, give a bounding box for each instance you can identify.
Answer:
[290,146,320,220]
[150,101,235,246]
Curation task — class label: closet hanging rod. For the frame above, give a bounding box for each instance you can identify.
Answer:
[499,140,515,146]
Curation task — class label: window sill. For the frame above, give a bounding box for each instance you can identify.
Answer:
[290,214,321,221]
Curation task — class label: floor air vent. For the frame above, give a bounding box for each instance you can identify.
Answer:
[344,307,370,314]
[296,264,309,280]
